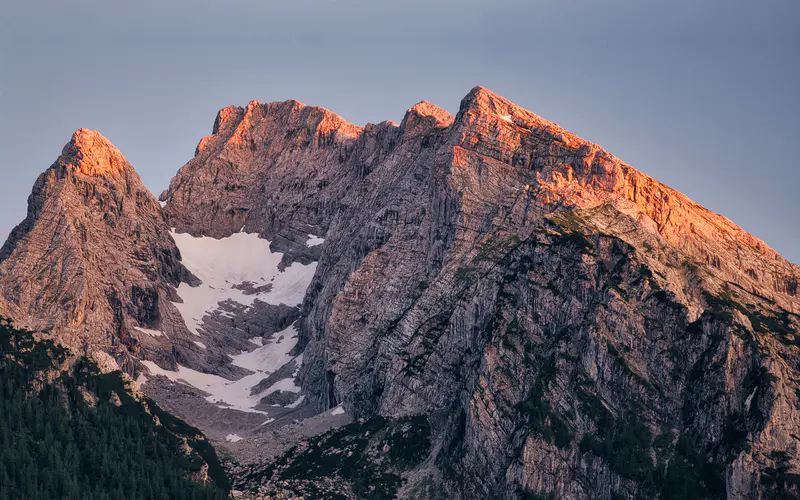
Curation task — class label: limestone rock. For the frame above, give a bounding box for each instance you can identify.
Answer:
[0,129,193,369]
[164,87,800,499]
[3,88,800,499]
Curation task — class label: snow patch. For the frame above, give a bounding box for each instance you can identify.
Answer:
[499,114,513,123]
[194,341,207,349]
[142,360,267,415]
[135,327,164,338]
[141,324,301,414]
[265,377,302,394]
[225,434,243,443]
[306,234,324,247]
[232,327,298,375]
[330,405,345,416]
[745,388,757,410]
[249,337,264,346]
[287,395,305,409]
[170,231,316,335]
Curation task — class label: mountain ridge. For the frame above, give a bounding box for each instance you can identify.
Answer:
[1,86,798,499]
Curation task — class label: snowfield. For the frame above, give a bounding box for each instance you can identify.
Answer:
[170,231,317,335]
[142,324,301,414]
[140,230,317,415]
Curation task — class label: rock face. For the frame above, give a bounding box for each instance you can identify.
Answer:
[162,99,366,266]
[3,89,800,499]
[165,87,800,498]
[0,128,327,447]
[0,129,197,370]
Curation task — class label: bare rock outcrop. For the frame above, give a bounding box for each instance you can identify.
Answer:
[0,129,194,369]
[161,87,800,499]
[3,87,799,499]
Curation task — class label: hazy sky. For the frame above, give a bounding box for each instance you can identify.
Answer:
[1,0,798,263]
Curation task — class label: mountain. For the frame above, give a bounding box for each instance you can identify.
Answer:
[1,88,799,499]
[0,129,195,368]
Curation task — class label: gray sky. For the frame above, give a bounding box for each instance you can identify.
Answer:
[1,0,798,263]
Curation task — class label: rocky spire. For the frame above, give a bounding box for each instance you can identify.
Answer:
[400,101,454,136]
[0,129,191,366]
[59,128,130,176]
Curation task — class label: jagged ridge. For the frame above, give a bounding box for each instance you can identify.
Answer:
[2,87,799,499]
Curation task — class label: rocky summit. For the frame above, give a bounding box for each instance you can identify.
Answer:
[1,87,798,499]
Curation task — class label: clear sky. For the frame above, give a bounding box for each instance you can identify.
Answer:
[1,0,797,263]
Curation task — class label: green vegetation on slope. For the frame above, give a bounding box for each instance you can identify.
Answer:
[233,416,431,499]
[0,317,229,500]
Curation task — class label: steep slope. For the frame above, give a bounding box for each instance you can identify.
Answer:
[164,88,800,498]
[0,129,195,370]
[161,99,371,265]
[0,129,319,442]
[295,88,800,498]
[2,88,798,499]
[0,316,229,499]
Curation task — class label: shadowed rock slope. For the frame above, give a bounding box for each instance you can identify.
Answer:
[164,87,800,499]
[1,87,798,499]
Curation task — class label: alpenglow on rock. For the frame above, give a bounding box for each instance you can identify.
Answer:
[0,129,198,369]
[2,88,799,499]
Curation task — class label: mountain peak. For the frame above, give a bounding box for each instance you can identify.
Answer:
[460,85,512,112]
[408,101,454,124]
[400,101,454,135]
[4,87,800,499]
[0,126,188,357]
[60,128,129,177]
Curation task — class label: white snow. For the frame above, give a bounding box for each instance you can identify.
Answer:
[745,388,757,410]
[499,114,513,123]
[265,377,302,394]
[232,327,298,374]
[330,405,345,416]
[142,324,301,414]
[287,395,305,409]
[159,200,167,208]
[170,231,317,335]
[225,434,243,443]
[135,327,164,337]
[306,234,324,247]
[260,418,275,426]
[152,231,315,415]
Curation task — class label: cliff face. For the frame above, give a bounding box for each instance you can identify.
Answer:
[3,89,799,499]
[166,87,800,498]
[291,88,800,498]
[0,129,195,369]
[162,99,367,263]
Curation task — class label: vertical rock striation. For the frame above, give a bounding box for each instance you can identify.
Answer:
[3,88,799,499]
[163,87,800,498]
[0,129,194,369]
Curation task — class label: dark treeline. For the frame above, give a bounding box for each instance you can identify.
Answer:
[0,317,229,500]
